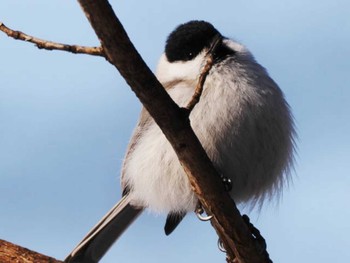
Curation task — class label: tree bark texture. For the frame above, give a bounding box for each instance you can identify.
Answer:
[0,239,63,263]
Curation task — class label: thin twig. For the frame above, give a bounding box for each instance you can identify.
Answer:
[0,22,104,57]
[186,35,221,111]
[186,56,213,111]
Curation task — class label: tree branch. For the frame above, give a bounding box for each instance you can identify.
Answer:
[0,239,63,263]
[186,35,220,111]
[76,0,270,262]
[0,22,104,56]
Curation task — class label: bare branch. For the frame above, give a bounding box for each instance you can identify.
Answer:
[0,239,63,263]
[186,35,220,111]
[0,22,104,57]
[76,1,270,262]
[186,55,214,111]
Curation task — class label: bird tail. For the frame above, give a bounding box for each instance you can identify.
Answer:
[65,194,143,263]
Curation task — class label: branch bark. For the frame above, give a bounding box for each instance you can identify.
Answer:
[76,1,270,262]
[0,239,63,263]
[0,22,104,56]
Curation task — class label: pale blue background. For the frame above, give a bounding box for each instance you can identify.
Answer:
[1,1,349,262]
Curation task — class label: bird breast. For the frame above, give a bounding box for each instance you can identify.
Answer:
[122,60,294,213]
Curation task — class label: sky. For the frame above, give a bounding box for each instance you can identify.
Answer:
[1,0,349,262]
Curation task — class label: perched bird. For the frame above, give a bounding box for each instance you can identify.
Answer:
[65,20,295,263]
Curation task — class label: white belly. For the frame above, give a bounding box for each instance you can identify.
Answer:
[122,67,293,213]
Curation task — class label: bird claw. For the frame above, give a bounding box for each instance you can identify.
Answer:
[195,203,213,221]
[217,238,226,253]
[242,215,269,255]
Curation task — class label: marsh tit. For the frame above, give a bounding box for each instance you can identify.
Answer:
[65,20,295,263]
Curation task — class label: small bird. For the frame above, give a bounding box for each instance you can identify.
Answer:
[65,20,295,263]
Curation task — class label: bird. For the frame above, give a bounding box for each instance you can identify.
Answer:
[65,20,295,263]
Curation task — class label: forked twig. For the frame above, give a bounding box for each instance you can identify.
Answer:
[0,22,104,57]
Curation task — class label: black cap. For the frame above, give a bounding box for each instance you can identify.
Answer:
[165,20,221,62]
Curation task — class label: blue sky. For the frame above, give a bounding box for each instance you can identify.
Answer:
[1,0,349,262]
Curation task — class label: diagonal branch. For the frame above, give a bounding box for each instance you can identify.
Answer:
[76,1,270,262]
[0,22,104,56]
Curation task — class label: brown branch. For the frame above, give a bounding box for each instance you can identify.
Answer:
[76,1,270,262]
[186,35,220,111]
[186,55,213,111]
[0,22,104,56]
[0,239,63,263]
